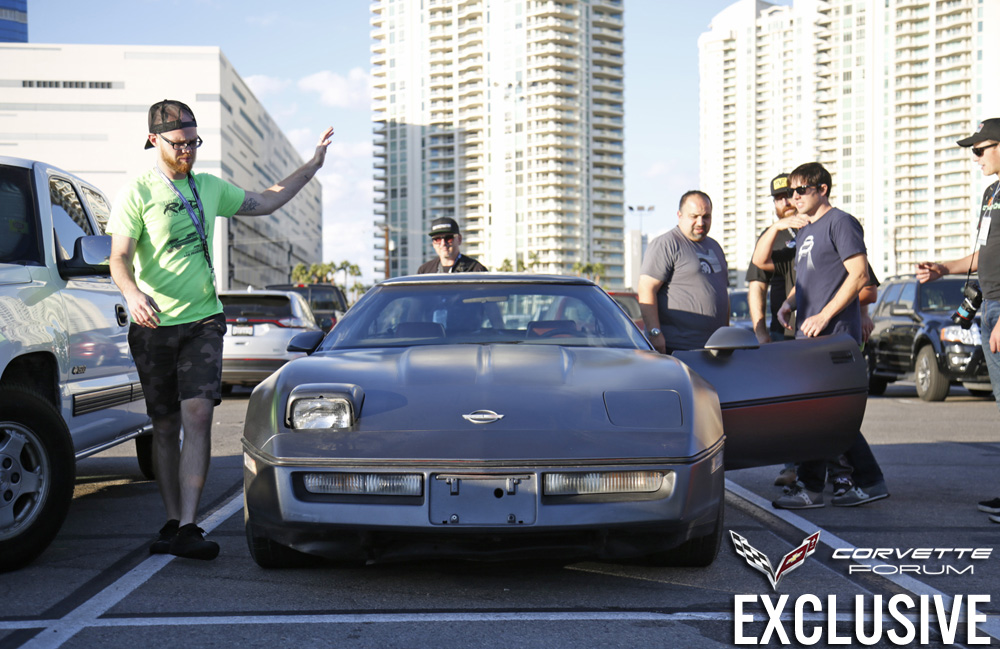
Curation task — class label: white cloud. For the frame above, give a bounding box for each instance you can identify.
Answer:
[244,74,291,98]
[298,68,371,111]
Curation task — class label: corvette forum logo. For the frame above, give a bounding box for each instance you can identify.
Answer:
[729,530,820,590]
[728,529,993,645]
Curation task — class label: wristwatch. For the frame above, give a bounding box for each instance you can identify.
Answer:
[648,327,662,337]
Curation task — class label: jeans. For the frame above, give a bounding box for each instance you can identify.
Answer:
[797,431,884,493]
[981,299,1000,412]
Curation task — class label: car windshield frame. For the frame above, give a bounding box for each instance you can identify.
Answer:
[318,281,651,351]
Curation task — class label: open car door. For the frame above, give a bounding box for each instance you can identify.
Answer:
[673,330,866,470]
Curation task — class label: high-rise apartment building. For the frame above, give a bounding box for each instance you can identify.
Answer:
[0,0,27,42]
[699,0,1000,284]
[0,43,322,290]
[698,0,825,285]
[371,0,625,284]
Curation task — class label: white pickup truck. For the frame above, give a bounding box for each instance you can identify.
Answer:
[0,156,153,572]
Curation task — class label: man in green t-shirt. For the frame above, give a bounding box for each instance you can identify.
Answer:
[107,99,333,560]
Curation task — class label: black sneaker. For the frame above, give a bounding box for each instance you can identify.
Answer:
[150,519,179,555]
[978,498,1000,514]
[169,523,220,560]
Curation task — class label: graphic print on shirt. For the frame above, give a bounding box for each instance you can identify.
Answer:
[162,202,204,261]
[797,234,815,271]
[697,248,723,275]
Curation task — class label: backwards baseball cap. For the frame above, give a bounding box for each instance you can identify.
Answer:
[144,99,197,149]
[957,118,1000,148]
[428,217,460,238]
[770,173,790,197]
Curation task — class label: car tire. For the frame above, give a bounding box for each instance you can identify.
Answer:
[245,521,317,569]
[864,349,888,396]
[966,388,994,399]
[646,503,723,568]
[868,376,888,396]
[0,385,76,573]
[915,346,949,402]
[135,434,155,480]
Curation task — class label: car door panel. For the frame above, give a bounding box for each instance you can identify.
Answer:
[674,333,865,470]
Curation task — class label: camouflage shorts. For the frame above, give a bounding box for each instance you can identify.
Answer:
[128,313,226,419]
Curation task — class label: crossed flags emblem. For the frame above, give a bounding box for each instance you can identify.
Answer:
[729,530,821,590]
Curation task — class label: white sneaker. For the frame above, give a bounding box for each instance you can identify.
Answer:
[772,485,824,510]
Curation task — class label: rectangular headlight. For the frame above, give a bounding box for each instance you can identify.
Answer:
[941,324,981,345]
[290,397,353,429]
[303,472,423,496]
[543,470,673,496]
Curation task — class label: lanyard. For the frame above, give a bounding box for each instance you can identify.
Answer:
[154,166,214,273]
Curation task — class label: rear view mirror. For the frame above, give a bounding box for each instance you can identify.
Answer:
[703,326,760,357]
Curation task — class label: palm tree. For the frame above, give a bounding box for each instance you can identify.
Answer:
[291,263,310,284]
[498,258,514,272]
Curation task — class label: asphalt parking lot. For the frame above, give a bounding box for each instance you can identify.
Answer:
[2,383,999,648]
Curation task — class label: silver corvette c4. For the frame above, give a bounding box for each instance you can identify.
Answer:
[242,274,866,568]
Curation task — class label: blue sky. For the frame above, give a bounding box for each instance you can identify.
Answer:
[29,0,772,283]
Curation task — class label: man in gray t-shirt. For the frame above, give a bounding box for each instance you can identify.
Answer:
[638,191,729,353]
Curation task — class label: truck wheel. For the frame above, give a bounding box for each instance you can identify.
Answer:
[0,385,76,572]
[864,349,888,395]
[135,434,156,480]
[915,346,949,402]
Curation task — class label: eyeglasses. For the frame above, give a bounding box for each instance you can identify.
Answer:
[773,192,793,201]
[432,235,455,244]
[972,143,999,157]
[159,135,203,151]
[790,185,818,196]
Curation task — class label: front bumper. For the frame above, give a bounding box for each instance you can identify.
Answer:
[242,443,724,563]
[941,343,989,382]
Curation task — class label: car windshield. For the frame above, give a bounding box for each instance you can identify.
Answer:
[730,291,750,320]
[319,282,650,350]
[919,278,969,312]
[221,295,293,319]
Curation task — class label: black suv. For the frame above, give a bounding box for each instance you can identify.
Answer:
[265,283,348,332]
[866,275,992,401]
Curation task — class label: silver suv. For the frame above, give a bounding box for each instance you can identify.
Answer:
[0,156,152,571]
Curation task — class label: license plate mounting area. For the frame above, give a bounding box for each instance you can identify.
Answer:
[429,473,536,525]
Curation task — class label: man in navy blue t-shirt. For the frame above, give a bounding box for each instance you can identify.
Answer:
[770,162,889,510]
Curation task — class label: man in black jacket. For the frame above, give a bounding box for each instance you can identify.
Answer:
[417,217,487,274]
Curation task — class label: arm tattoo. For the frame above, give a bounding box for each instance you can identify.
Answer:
[239,195,261,214]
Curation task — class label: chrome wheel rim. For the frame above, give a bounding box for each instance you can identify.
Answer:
[0,423,50,541]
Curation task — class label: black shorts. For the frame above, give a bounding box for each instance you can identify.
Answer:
[128,313,226,419]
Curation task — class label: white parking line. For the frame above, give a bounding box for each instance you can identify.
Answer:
[8,481,998,646]
[724,479,1000,642]
[16,493,244,649]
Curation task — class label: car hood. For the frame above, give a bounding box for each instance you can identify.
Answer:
[244,344,724,464]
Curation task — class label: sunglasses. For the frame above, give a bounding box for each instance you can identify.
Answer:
[789,185,818,196]
[972,143,999,157]
[432,235,455,244]
[159,135,203,151]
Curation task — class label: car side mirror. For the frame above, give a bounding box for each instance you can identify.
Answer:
[287,330,326,354]
[703,326,760,357]
[57,235,112,279]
